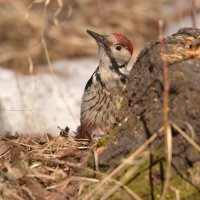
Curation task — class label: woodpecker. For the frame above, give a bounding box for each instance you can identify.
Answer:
[79,30,133,140]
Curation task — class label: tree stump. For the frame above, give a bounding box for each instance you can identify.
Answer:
[99,28,200,174]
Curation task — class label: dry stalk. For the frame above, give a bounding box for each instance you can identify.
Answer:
[46,176,99,190]
[27,172,56,180]
[10,193,25,200]
[0,136,36,149]
[100,183,140,200]
[185,122,196,140]
[101,153,149,200]
[170,186,180,200]
[159,20,172,200]
[40,0,78,126]
[47,178,71,190]
[82,127,163,200]
[108,179,143,200]
[171,122,200,153]
[66,158,141,199]
[53,0,64,25]
[21,186,36,200]
[79,166,143,200]
[78,183,84,196]
[55,158,140,199]
[176,0,183,26]
[28,56,38,134]
[191,0,196,28]
[93,149,99,172]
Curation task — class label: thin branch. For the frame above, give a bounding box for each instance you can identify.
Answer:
[40,0,78,125]
[171,122,200,153]
[82,127,163,200]
[191,0,196,28]
[101,153,148,200]
[170,186,180,200]
[158,19,172,200]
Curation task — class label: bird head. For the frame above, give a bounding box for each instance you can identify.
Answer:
[86,30,133,69]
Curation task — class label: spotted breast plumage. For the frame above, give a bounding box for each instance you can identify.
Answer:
[79,30,133,140]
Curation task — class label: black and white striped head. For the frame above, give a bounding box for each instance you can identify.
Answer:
[87,30,133,70]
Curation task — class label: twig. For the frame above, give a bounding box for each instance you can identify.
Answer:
[21,186,36,200]
[176,0,183,27]
[171,122,200,152]
[158,20,172,200]
[185,122,196,140]
[34,155,145,199]
[93,149,99,172]
[101,153,149,200]
[191,0,196,28]
[82,127,163,200]
[28,56,37,134]
[170,186,180,200]
[8,192,24,200]
[0,136,36,149]
[40,0,79,126]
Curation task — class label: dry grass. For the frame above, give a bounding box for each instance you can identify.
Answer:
[0,0,200,73]
[1,123,199,199]
[0,134,93,199]
[158,19,172,200]
[0,1,200,200]
[0,0,161,73]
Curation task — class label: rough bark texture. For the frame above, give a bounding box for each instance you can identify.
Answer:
[99,28,200,173]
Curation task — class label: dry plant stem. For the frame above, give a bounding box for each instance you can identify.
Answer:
[185,122,196,139]
[53,0,64,25]
[41,38,78,125]
[102,183,142,200]
[170,186,180,200]
[9,192,25,200]
[0,148,11,158]
[106,178,143,200]
[28,56,37,134]
[101,153,148,200]
[191,0,196,28]
[159,20,172,200]
[82,127,163,200]
[78,183,84,196]
[94,149,99,171]
[171,122,200,152]
[21,186,36,200]
[176,0,183,26]
[46,176,99,190]
[53,157,140,199]
[62,160,140,199]
[0,136,36,149]
[40,2,78,125]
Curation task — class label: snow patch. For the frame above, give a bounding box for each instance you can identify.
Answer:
[0,58,97,135]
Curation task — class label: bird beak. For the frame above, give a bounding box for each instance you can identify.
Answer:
[86,30,106,45]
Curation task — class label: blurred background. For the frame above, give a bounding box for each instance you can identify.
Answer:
[0,0,199,135]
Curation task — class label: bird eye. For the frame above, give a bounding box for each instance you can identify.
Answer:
[115,45,122,51]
